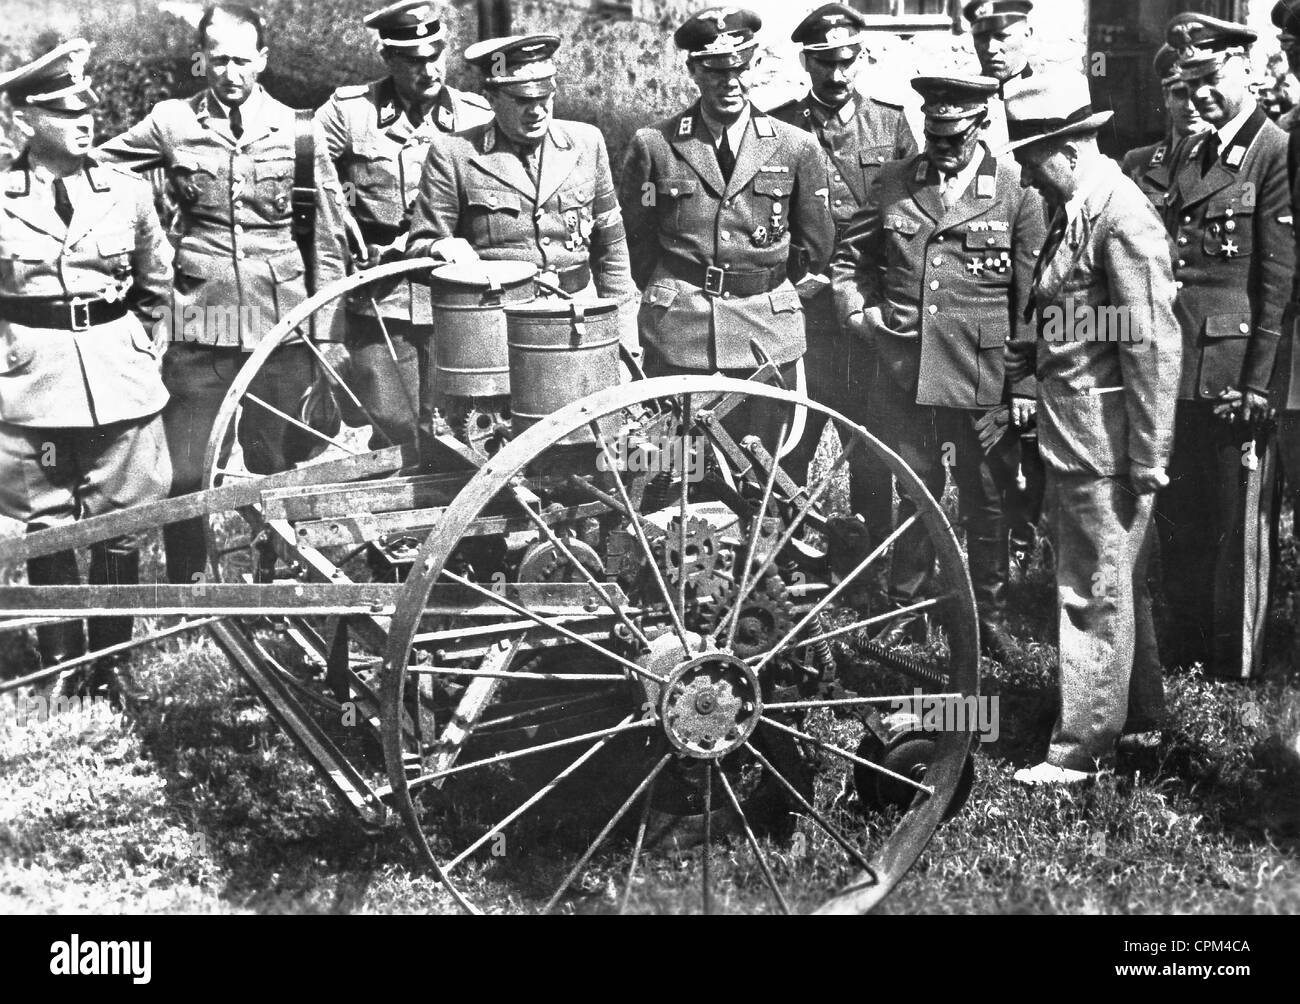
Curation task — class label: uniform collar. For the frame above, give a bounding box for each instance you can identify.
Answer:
[1214,99,1256,152]
[808,91,855,126]
[206,85,265,124]
[997,63,1032,100]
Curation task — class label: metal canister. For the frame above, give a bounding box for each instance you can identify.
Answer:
[428,260,537,398]
[505,299,621,444]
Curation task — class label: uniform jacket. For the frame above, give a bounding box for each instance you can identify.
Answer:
[1007,155,1181,477]
[316,79,492,324]
[1164,105,1294,400]
[405,118,637,345]
[830,145,1044,408]
[982,66,1035,152]
[0,156,170,428]
[767,90,916,235]
[1121,139,1175,211]
[97,87,348,348]
[619,102,834,370]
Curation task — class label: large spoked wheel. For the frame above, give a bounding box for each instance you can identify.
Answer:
[196,258,458,816]
[382,376,980,914]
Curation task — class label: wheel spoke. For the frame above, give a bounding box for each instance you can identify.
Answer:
[752,512,919,675]
[742,741,877,878]
[291,333,368,413]
[367,302,421,420]
[476,688,625,731]
[245,393,359,456]
[409,666,628,682]
[677,393,692,623]
[541,753,672,914]
[445,714,635,871]
[764,692,963,711]
[591,424,693,652]
[711,437,859,647]
[405,716,653,792]
[716,765,790,915]
[509,487,652,651]
[725,416,791,652]
[758,716,935,796]
[747,595,948,666]
[702,761,713,916]
[619,767,660,915]
[436,569,665,686]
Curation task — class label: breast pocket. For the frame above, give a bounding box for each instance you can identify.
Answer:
[348,140,400,205]
[171,154,219,207]
[859,146,890,190]
[653,177,698,233]
[254,156,295,218]
[1202,201,1252,258]
[964,228,1013,284]
[97,230,135,280]
[0,234,54,289]
[558,181,596,249]
[751,171,791,242]
[466,186,522,246]
[883,214,921,269]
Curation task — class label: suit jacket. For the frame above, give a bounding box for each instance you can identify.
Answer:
[1009,155,1181,476]
[98,87,348,348]
[830,145,1044,408]
[1121,139,1175,212]
[619,102,833,370]
[1164,105,1294,400]
[405,118,637,346]
[317,79,492,324]
[0,156,170,428]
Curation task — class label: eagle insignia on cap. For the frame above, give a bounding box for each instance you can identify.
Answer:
[824,27,852,45]
[700,7,739,30]
[974,3,994,19]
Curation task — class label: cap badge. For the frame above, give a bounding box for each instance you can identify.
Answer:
[824,27,853,45]
[974,3,993,19]
[700,7,738,31]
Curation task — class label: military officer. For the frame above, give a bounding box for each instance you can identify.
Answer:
[1002,73,1182,785]
[316,1,492,456]
[964,1,1035,150]
[1155,14,1294,679]
[619,7,833,449]
[830,75,1045,659]
[0,39,171,701]
[1274,0,1300,132]
[405,34,637,353]
[1120,45,1208,210]
[97,3,348,586]
[767,3,915,565]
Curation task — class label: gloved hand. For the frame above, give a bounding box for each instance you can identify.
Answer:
[975,405,1011,453]
[429,237,481,265]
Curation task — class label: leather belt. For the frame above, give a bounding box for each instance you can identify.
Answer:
[0,295,129,331]
[538,261,591,295]
[659,252,786,298]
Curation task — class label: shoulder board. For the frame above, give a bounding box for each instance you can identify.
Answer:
[767,98,799,116]
[865,95,905,110]
[335,83,371,100]
[753,115,775,138]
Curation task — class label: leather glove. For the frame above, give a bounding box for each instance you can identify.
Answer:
[975,405,1011,454]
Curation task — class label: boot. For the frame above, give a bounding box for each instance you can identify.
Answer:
[88,544,146,711]
[968,533,1019,662]
[27,550,86,693]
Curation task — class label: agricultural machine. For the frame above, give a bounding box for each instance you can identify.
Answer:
[0,258,980,914]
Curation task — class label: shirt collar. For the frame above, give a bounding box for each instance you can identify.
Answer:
[209,85,264,124]
[937,145,985,195]
[699,104,751,153]
[1215,100,1256,151]
[808,92,854,125]
[1063,153,1117,226]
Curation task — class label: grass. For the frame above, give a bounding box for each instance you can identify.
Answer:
[1,426,1298,914]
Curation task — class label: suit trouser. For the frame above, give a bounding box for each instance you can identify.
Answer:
[0,414,170,668]
[1155,401,1278,678]
[343,313,435,455]
[160,342,317,585]
[1046,471,1164,770]
[782,288,893,548]
[866,371,1016,628]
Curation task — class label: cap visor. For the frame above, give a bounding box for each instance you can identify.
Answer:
[494,78,557,98]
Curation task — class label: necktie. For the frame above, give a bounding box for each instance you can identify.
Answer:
[1201,133,1220,177]
[229,104,244,141]
[717,127,735,182]
[1025,209,1068,323]
[53,177,74,227]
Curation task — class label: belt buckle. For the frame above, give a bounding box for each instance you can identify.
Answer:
[704,265,725,297]
[68,297,92,332]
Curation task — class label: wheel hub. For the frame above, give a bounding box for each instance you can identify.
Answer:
[661,653,762,759]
